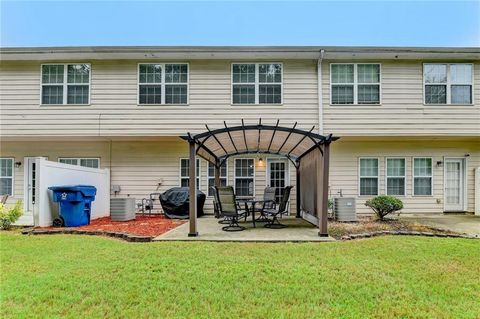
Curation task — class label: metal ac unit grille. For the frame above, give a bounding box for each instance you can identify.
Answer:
[110,198,136,221]
[334,197,357,222]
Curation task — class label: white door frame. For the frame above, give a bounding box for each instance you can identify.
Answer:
[266,158,290,187]
[443,157,467,212]
[23,157,47,215]
[23,157,34,214]
[266,157,291,214]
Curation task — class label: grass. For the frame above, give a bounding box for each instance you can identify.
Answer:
[1,232,479,319]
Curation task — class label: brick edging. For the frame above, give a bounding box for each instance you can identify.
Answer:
[21,228,153,242]
[340,230,478,240]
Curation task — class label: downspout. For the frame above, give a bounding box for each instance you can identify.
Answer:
[317,49,325,135]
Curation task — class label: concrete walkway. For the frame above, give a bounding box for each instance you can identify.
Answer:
[401,214,480,237]
[154,216,335,242]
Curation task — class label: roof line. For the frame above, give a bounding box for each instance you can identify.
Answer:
[1,45,479,54]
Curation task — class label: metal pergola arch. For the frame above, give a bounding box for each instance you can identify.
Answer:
[182,119,338,168]
[180,119,339,237]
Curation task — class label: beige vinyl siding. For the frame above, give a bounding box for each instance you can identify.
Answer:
[0,139,296,214]
[2,138,478,216]
[0,141,111,206]
[329,139,480,215]
[0,60,318,137]
[322,60,480,136]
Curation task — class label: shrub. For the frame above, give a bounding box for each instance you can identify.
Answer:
[328,199,333,210]
[0,200,23,230]
[365,195,403,221]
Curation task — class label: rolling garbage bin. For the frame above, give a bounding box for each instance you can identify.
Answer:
[48,185,97,227]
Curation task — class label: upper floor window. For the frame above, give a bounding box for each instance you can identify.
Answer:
[232,63,282,104]
[0,158,14,196]
[58,157,100,169]
[138,63,188,105]
[41,64,90,105]
[424,64,473,105]
[331,64,381,105]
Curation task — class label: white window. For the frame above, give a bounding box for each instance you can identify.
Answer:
[331,63,381,104]
[0,158,14,196]
[359,158,379,196]
[234,158,255,197]
[180,158,200,188]
[424,64,473,104]
[232,63,282,104]
[138,63,189,105]
[207,162,228,197]
[386,158,406,196]
[413,158,433,196]
[41,64,90,105]
[58,158,100,169]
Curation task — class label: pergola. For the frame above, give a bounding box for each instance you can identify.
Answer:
[181,120,339,237]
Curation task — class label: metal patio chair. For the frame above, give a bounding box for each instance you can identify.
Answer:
[212,186,233,225]
[254,187,276,221]
[214,186,248,232]
[263,186,293,229]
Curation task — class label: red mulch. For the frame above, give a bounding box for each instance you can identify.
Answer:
[44,215,185,237]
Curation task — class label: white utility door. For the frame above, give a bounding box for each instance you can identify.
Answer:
[444,158,465,212]
[24,157,46,214]
[267,159,289,204]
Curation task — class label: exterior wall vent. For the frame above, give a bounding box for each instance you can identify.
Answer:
[334,197,357,222]
[110,198,136,221]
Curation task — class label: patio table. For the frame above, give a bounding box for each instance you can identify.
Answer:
[237,199,274,228]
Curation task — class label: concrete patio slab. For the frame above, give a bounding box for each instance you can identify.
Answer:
[154,216,335,242]
[400,214,480,237]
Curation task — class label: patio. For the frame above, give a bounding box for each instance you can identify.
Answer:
[182,120,338,238]
[154,216,335,242]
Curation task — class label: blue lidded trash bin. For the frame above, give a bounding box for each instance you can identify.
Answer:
[48,185,97,227]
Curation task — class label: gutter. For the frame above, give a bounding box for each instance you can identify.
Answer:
[317,49,325,135]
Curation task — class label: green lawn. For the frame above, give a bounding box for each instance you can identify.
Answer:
[1,233,479,319]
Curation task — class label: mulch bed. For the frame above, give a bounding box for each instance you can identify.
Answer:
[328,217,476,240]
[34,215,185,240]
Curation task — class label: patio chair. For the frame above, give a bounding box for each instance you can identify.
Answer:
[214,186,248,232]
[212,186,232,225]
[263,186,293,229]
[254,187,276,221]
[259,187,276,208]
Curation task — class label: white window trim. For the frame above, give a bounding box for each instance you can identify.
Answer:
[234,158,256,198]
[412,157,433,197]
[137,63,189,105]
[179,158,200,188]
[266,157,291,205]
[58,157,100,168]
[0,157,14,196]
[40,63,91,106]
[266,157,291,187]
[423,63,474,105]
[358,157,380,196]
[231,63,283,105]
[443,157,468,211]
[385,157,407,196]
[207,161,228,197]
[330,63,382,105]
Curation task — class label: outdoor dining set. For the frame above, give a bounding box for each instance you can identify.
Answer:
[212,185,293,232]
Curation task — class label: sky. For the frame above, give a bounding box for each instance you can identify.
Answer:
[1,1,479,47]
